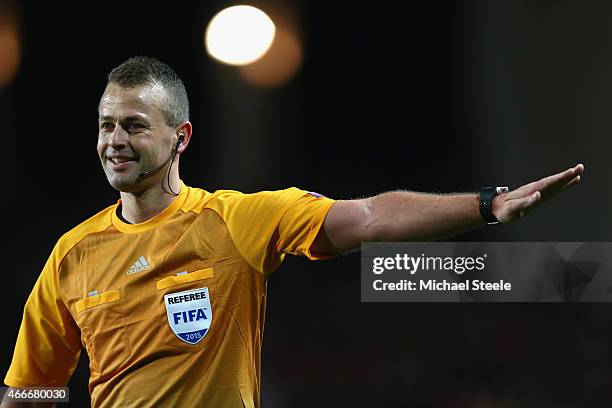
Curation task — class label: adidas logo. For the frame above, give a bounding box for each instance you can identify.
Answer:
[127,256,152,275]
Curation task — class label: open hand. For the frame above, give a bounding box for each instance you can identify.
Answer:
[492,163,584,223]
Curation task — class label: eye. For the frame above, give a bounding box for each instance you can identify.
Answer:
[127,122,146,133]
[100,122,114,131]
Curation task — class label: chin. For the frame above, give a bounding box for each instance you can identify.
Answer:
[106,173,140,193]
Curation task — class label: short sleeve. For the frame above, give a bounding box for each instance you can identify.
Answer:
[5,242,82,387]
[207,188,336,275]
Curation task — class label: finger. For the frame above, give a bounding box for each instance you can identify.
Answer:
[522,165,581,195]
[505,182,536,199]
[573,163,585,175]
[507,191,541,214]
[497,163,583,200]
[537,167,578,190]
[561,175,581,190]
[505,167,573,199]
[507,175,580,215]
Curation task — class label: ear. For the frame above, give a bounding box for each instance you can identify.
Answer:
[175,122,193,154]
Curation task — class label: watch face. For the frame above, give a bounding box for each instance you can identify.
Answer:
[496,186,509,194]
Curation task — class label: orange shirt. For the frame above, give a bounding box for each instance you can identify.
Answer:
[5,183,335,407]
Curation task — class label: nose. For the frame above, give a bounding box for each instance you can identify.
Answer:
[109,125,129,149]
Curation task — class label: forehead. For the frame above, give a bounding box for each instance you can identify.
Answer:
[98,83,166,120]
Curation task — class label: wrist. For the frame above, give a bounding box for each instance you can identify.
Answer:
[479,187,508,225]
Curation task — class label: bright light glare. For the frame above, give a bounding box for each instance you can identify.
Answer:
[0,17,20,89]
[239,29,303,88]
[205,5,276,66]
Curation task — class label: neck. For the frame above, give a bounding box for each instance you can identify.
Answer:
[119,167,182,224]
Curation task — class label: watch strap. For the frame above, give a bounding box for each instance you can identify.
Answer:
[479,186,507,225]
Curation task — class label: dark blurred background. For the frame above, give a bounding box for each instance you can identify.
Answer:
[1,0,610,407]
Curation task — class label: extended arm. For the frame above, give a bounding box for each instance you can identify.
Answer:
[312,164,584,255]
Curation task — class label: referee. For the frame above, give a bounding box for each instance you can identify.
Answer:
[1,56,583,408]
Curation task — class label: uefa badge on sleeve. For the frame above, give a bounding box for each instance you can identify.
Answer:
[307,191,324,198]
[164,287,213,344]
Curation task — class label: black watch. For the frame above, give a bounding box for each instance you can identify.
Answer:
[479,186,509,225]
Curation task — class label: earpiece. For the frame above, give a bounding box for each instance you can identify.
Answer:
[176,134,185,149]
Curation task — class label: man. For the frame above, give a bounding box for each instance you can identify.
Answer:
[2,56,583,407]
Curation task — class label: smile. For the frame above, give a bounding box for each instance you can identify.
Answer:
[107,156,137,170]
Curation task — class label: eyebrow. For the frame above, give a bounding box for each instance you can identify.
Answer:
[98,115,150,123]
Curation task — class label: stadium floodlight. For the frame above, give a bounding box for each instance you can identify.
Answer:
[205,5,276,66]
